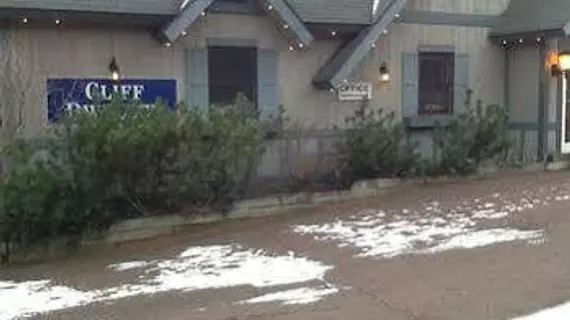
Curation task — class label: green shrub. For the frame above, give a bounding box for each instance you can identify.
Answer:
[431,99,511,176]
[0,96,266,264]
[336,100,420,184]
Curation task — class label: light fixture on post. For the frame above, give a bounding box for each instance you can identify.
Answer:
[379,62,390,83]
[109,56,120,82]
[552,51,570,77]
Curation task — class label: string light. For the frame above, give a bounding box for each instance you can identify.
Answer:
[500,36,546,53]
[265,1,311,51]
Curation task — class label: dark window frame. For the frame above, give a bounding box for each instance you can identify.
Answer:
[418,51,455,116]
[207,45,258,108]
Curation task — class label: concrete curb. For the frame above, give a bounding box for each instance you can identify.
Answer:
[5,160,569,265]
[102,160,570,244]
[103,179,399,244]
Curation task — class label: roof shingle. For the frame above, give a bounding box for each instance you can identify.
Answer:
[281,0,374,24]
[490,0,570,36]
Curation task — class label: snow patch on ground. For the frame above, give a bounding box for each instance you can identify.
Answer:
[239,286,339,305]
[0,280,94,320]
[107,260,152,271]
[511,301,570,319]
[180,0,190,11]
[372,0,380,15]
[293,193,547,258]
[422,229,543,253]
[0,245,334,320]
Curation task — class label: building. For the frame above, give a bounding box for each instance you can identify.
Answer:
[0,0,566,180]
[491,0,570,163]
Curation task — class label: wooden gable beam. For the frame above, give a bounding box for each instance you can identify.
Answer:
[257,0,314,47]
[159,0,214,44]
[312,0,407,89]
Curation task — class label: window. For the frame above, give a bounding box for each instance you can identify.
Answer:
[418,51,455,115]
[208,46,257,107]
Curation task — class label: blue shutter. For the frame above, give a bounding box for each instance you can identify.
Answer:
[0,29,6,50]
[0,29,7,116]
[257,49,278,121]
[453,53,469,115]
[0,29,7,67]
[186,48,209,109]
[402,52,419,117]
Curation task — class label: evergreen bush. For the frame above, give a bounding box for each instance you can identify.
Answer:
[0,96,266,264]
[336,100,420,184]
[431,98,511,176]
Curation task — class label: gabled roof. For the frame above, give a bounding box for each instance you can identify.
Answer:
[0,0,179,16]
[313,0,406,89]
[490,0,570,37]
[0,0,376,25]
[160,0,315,45]
[288,0,374,25]
[161,0,214,43]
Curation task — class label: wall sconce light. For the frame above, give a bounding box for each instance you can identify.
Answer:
[551,51,570,77]
[109,57,120,82]
[379,62,390,83]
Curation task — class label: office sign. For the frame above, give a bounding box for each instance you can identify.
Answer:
[47,78,177,122]
[338,82,372,101]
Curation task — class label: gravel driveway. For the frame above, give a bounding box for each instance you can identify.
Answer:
[3,171,570,320]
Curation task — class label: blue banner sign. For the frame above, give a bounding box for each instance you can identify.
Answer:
[47,78,177,122]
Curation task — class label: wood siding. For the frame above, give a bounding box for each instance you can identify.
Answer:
[407,0,510,14]
[352,23,504,119]
[3,15,505,135]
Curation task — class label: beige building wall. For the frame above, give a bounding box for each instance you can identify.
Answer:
[6,25,186,137]
[6,11,505,136]
[507,46,540,123]
[361,23,505,116]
